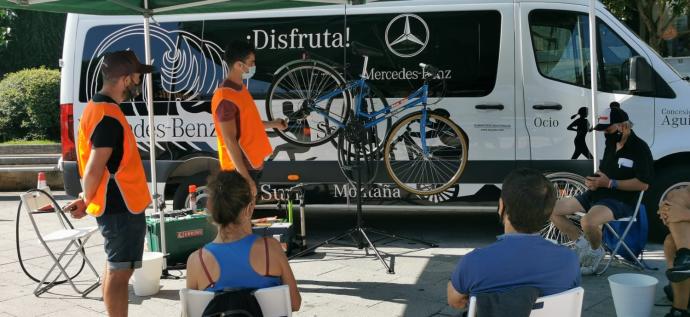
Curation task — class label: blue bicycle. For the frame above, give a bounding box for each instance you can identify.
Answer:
[266,50,468,196]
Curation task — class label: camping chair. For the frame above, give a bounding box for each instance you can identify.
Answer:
[180,285,292,317]
[593,191,649,275]
[467,287,584,317]
[19,190,100,297]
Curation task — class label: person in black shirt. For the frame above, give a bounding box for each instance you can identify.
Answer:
[551,106,653,275]
[65,50,152,317]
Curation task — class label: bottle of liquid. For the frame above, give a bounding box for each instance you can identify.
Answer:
[188,184,197,211]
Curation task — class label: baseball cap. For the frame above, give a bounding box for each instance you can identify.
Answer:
[593,106,629,131]
[101,50,153,79]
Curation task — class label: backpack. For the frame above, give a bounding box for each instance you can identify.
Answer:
[602,204,648,262]
[201,288,264,317]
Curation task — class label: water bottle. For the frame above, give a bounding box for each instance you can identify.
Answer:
[188,184,197,211]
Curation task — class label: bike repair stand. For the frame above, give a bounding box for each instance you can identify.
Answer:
[288,135,438,274]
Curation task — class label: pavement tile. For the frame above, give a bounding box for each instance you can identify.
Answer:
[0,192,673,316]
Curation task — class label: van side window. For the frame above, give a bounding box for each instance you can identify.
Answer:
[529,10,590,87]
[597,22,639,93]
[529,9,675,98]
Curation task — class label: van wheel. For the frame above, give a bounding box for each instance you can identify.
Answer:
[172,172,210,210]
[645,166,690,242]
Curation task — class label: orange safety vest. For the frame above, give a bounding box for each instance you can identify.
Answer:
[76,100,151,217]
[211,86,273,171]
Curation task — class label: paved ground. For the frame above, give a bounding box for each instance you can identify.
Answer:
[0,191,672,316]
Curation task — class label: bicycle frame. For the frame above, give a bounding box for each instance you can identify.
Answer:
[309,57,432,154]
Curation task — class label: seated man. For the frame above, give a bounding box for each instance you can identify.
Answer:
[447,168,580,309]
[660,186,690,317]
[551,106,653,274]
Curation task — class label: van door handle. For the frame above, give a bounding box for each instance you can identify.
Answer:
[475,104,504,110]
[532,104,563,111]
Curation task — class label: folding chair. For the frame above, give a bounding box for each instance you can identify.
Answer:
[20,190,100,297]
[595,191,650,275]
[467,287,584,317]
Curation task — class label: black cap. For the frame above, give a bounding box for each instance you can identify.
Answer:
[101,50,153,79]
[593,106,629,131]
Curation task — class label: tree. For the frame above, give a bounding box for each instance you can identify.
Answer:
[0,10,14,48]
[0,10,65,76]
[603,0,690,55]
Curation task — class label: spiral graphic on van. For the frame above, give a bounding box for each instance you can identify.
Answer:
[84,24,227,103]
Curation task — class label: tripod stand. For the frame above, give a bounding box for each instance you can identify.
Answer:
[288,124,438,273]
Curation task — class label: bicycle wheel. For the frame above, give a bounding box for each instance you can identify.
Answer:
[384,112,468,195]
[540,172,587,246]
[266,62,350,147]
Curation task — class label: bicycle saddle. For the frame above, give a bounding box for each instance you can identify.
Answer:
[351,41,384,57]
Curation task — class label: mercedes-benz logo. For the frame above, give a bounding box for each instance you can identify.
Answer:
[385,14,429,58]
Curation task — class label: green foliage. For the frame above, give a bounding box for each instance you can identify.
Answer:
[0,68,61,141]
[0,10,65,75]
[602,0,690,55]
[0,139,57,145]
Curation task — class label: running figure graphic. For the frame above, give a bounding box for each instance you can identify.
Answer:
[567,107,593,159]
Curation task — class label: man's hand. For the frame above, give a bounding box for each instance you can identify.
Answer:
[270,119,288,131]
[585,171,610,191]
[64,198,87,219]
[659,200,689,224]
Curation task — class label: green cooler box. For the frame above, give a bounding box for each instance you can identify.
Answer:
[146,213,217,266]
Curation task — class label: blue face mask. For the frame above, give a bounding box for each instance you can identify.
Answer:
[242,63,256,80]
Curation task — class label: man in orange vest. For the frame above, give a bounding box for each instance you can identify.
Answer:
[212,41,287,198]
[65,50,152,317]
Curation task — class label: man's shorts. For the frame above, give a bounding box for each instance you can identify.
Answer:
[96,211,146,270]
[574,191,635,219]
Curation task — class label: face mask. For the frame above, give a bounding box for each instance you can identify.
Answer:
[604,129,623,144]
[242,64,256,80]
[123,76,141,100]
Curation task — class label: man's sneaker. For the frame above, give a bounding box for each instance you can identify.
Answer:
[667,249,690,283]
[665,307,690,317]
[580,247,605,275]
[573,236,590,265]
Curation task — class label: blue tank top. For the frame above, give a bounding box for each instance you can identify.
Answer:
[203,234,281,292]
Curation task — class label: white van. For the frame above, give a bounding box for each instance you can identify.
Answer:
[59,0,690,239]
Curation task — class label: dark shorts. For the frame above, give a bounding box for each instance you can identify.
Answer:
[96,211,146,270]
[575,191,635,219]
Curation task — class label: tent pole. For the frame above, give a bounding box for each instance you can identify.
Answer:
[589,0,599,173]
[143,10,167,271]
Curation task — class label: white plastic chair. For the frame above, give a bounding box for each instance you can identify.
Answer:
[179,288,214,317]
[180,285,291,317]
[467,287,584,317]
[20,190,100,297]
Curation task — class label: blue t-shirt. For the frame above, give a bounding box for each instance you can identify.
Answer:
[451,233,580,296]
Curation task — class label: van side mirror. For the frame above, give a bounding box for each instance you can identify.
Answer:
[628,56,653,93]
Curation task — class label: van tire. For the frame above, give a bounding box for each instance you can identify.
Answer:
[645,166,690,242]
[172,172,210,210]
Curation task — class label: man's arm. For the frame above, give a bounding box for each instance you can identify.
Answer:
[587,172,648,191]
[218,119,258,198]
[263,119,287,130]
[447,281,469,309]
[82,147,112,204]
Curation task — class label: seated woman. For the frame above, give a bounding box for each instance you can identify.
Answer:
[186,171,301,312]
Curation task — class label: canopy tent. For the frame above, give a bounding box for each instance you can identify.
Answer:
[0,0,343,271]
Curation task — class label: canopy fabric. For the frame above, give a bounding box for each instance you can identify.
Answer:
[0,0,339,16]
